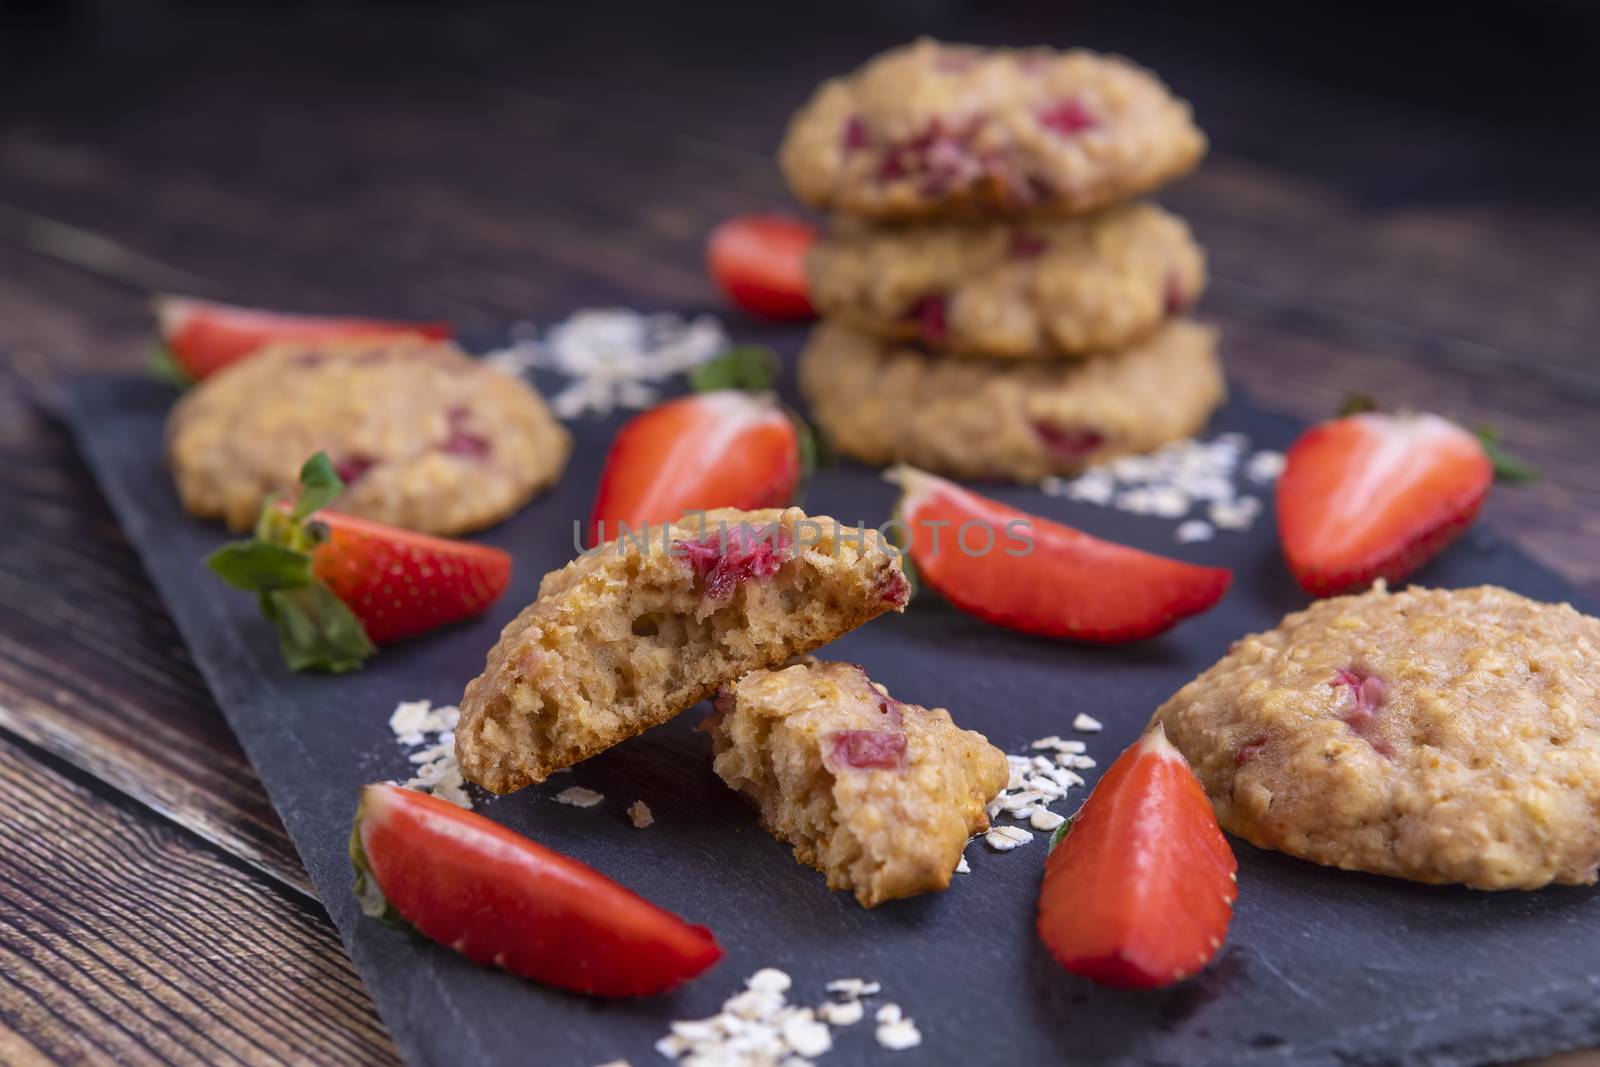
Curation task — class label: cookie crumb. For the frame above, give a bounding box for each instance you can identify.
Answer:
[627,800,654,828]
[554,786,604,808]
[1074,713,1103,733]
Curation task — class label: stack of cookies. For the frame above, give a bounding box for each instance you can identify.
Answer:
[779,38,1224,482]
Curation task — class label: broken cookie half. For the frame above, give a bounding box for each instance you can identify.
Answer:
[708,660,1008,907]
[456,508,910,793]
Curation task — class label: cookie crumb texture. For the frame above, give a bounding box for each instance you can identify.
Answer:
[1155,584,1600,890]
[800,318,1224,482]
[779,38,1205,220]
[809,202,1205,359]
[456,509,910,794]
[708,661,1007,907]
[167,337,571,535]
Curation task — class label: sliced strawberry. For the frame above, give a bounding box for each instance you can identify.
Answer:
[311,511,512,645]
[1037,723,1237,989]
[888,466,1230,642]
[1276,412,1492,596]
[590,390,802,545]
[208,453,511,671]
[351,784,722,996]
[706,215,816,320]
[155,295,452,380]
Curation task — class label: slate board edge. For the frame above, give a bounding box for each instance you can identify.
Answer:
[58,373,1600,1067]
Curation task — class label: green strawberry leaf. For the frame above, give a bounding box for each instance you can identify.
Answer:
[690,344,781,393]
[293,451,347,520]
[260,583,375,673]
[1048,816,1075,854]
[206,540,314,592]
[147,343,194,389]
[1336,393,1379,417]
[348,799,413,930]
[1474,425,1540,485]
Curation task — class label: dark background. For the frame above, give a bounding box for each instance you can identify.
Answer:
[3,3,1600,1064]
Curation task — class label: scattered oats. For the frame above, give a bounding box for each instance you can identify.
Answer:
[725,988,784,1021]
[826,978,879,999]
[876,1019,923,1052]
[628,800,655,828]
[1070,755,1097,770]
[594,1060,631,1067]
[954,855,971,874]
[986,825,1033,851]
[818,998,864,1026]
[1030,809,1067,832]
[875,1004,902,1026]
[654,1034,690,1060]
[1030,735,1062,750]
[1209,495,1262,531]
[554,786,604,808]
[781,1014,832,1059]
[1176,519,1215,544]
[386,699,471,808]
[1055,739,1087,754]
[1073,713,1103,733]
[748,968,792,995]
[482,309,729,419]
[1247,449,1286,483]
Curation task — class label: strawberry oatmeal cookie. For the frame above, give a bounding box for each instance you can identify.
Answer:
[707,660,1007,907]
[779,38,1205,220]
[456,509,910,793]
[1154,583,1600,890]
[798,318,1224,481]
[167,336,570,535]
[808,201,1205,359]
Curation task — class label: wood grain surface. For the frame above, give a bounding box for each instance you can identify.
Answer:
[1,2,1597,1064]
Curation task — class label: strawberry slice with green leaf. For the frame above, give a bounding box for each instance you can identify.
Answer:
[208,453,511,670]
[589,346,806,545]
[351,784,722,996]
[1276,411,1493,597]
[706,215,817,321]
[154,295,452,382]
[887,466,1230,642]
[1038,723,1237,989]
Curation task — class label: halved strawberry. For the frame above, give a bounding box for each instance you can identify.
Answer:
[1276,412,1492,597]
[351,784,722,996]
[1037,723,1237,989]
[590,389,802,546]
[208,454,511,670]
[706,215,816,320]
[155,295,452,380]
[888,466,1230,642]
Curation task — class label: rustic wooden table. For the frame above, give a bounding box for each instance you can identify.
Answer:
[2,4,1597,1064]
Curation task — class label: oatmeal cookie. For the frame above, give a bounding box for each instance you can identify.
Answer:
[779,38,1205,220]
[798,318,1224,481]
[708,660,1007,907]
[1154,583,1600,890]
[808,201,1205,359]
[456,508,910,793]
[167,337,570,535]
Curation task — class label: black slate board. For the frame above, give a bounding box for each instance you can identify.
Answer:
[62,340,1600,1067]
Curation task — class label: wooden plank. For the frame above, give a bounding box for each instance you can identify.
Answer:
[0,731,398,1065]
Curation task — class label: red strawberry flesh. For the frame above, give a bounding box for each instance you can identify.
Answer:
[1037,97,1097,135]
[1037,724,1237,989]
[676,524,793,601]
[827,730,908,771]
[353,784,721,996]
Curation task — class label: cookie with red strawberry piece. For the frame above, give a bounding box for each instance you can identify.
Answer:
[779,38,1205,220]
[808,201,1205,359]
[707,660,1007,907]
[1153,582,1600,889]
[168,336,569,535]
[799,318,1224,482]
[456,508,910,793]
